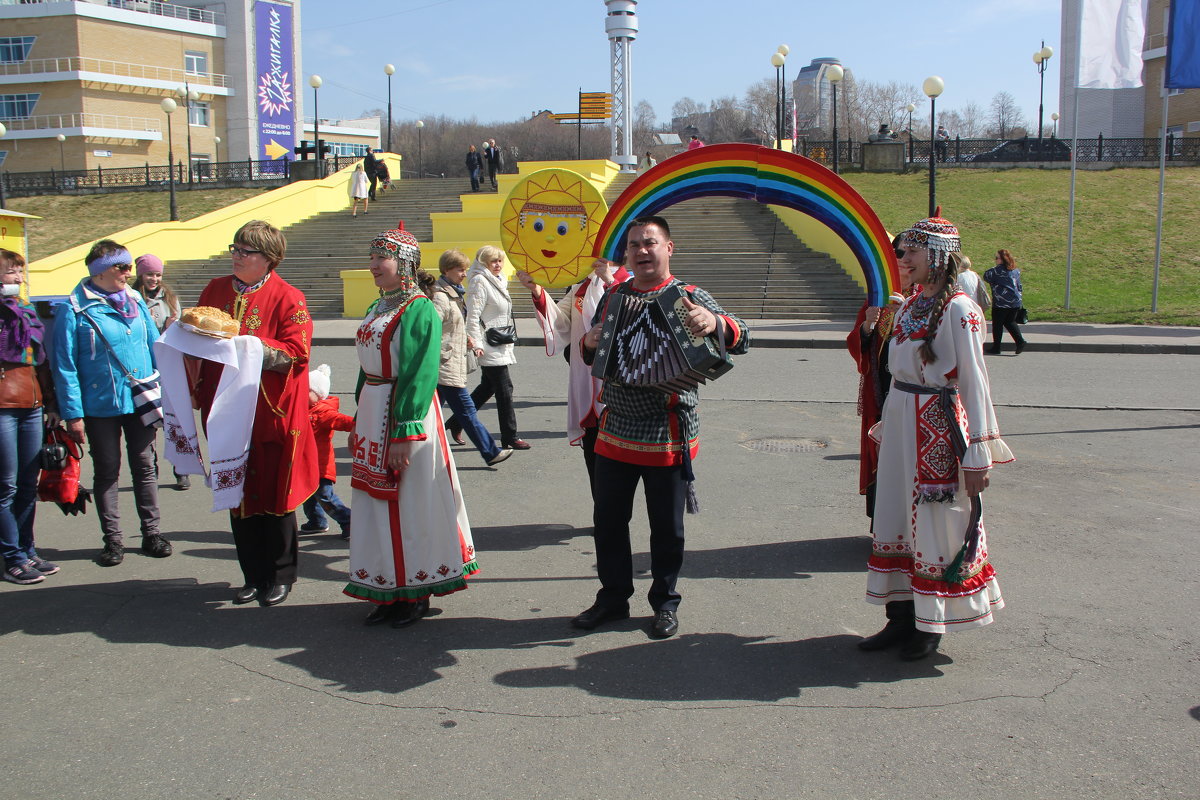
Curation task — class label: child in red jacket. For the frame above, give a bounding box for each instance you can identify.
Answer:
[300,364,355,538]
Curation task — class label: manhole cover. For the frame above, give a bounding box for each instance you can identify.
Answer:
[741,437,829,454]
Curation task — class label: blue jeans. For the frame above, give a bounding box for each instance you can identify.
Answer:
[0,407,43,567]
[303,478,351,530]
[438,384,500,462]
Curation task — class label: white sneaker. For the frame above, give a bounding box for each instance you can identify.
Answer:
[487,448,514,466]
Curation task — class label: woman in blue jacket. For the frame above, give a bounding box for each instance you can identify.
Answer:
[983,249,1026,355]
[50,240,171,566]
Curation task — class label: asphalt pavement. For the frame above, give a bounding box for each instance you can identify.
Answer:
[2,339,1198,799]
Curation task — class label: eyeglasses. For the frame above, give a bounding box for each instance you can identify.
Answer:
[228,244,263,258]
[113,263,134,273]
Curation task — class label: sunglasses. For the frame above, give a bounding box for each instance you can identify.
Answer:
[228,244,264,258]
[113,263,134,273]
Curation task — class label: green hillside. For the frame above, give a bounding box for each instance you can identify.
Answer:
[844,168,1200,325]
[9,167,1199,324]
[10,188,262,262]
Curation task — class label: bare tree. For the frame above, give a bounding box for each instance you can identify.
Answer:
[936,104,985,140]
[707,96,749,143]
[633,100,657,152]
[988,91,1024,139]
[670,97,706,133]
[847,80,922,141]
[743,78,777,144]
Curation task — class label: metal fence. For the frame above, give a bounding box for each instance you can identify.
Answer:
[789,135,1200,166]
[0,154,362,198]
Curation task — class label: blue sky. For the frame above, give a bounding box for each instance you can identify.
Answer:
[299,0,1062,130]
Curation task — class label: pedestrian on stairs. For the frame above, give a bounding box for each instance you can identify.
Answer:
[351,164,370,217]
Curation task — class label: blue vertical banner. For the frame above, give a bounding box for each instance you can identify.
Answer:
[1166,0,1200,88]
[255,0,296,164]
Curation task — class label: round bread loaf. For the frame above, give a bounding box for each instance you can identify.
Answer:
[181,305,239,337]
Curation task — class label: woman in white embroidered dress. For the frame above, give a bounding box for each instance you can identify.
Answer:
[859,212,1013,661]
[344,225,477,628]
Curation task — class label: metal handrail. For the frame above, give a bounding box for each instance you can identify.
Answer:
[0,0,225,25]
[0,57,229,88]
[0,153,365,198]
[0,112,161,132]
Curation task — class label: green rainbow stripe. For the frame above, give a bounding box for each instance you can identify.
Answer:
[594,143,898,306]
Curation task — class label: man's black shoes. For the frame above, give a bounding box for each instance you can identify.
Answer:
[649,609,679,639]
[570,604,630,630]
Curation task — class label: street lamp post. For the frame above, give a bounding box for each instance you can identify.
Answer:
[177,84,199,184]
[384,64,395,154]
[771,52,785,150]
[923,75,944,217]
[213,135,221,163]
[1051,112,1059,138]
[309,75,323,176]
[416,120,424,179]
[160,97,179,221]
[906,102,916,164]
[778,44,790,148]
[1033,42,1053,157]
[56,133,66,172]
[827,64,844,173]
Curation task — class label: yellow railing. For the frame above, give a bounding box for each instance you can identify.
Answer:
[28,155,400,298]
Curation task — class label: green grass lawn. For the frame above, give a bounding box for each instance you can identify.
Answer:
[8,187,263,263]
[8,168,1200,325]
[844,168,1200,325]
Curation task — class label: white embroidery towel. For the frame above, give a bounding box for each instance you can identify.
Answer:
[154,326,263,511]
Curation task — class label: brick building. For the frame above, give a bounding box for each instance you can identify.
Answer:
[0,0,377,175]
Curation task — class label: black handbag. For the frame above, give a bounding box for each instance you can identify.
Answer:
[1016,307,1029,325]
[485,325,518,346]
[40,427,72,471]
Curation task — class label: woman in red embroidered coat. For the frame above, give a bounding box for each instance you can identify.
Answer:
[194,220,319,607]
[846,236,913,517]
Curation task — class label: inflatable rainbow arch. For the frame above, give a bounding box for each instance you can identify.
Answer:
[593,143,899,306]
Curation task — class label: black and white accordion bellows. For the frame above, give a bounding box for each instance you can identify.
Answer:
[591,283,733,394]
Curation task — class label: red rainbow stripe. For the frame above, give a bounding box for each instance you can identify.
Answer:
[594,143,898,306]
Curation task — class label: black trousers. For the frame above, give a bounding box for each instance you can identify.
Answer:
[367,173,378,200]
[450,364,518,444]
[991,307,1025,350]
[230,511,299,589]
[581,425,599,502]
[591,454,686,613]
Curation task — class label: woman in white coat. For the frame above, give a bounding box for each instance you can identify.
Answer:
[446,246,530,449]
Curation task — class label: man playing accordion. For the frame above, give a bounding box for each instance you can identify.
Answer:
[574,215,750,639]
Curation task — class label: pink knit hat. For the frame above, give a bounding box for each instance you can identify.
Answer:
[135,254,164,277]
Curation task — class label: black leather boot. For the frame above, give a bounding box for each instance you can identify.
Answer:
[858,600,916,651]
[899,631,942,661]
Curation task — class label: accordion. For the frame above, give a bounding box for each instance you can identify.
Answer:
[591,283,733,394]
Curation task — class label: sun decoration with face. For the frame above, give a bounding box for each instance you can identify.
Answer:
[499,168,607,289]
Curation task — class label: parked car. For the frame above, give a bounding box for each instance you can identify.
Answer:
[967,137,1072,162]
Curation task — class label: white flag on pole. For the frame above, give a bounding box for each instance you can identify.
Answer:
[1078,0,1148,88]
